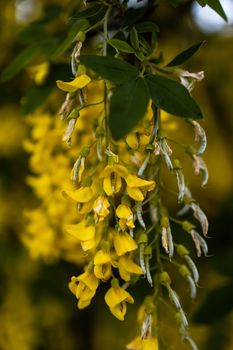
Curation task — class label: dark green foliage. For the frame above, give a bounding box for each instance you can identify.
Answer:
[166,41,205,67]
[145,74,203,119]
[79,55,139,84]
[108,78,150,140]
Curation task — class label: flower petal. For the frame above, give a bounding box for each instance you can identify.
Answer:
[119,256,143,275]
[77,272,99,290]
[105,286,134,308]
[66,223,95,241]
[126,174,155,190]
[94,250,111,264]
[109,303,127,321]
[114,232,137,256]
[127,187,144,201]
[81,239,95,251]
[100,164,128,178]
[94,263,111,280]
[77,299,91,309]
[62,186,93,203]
[56,74,91,92]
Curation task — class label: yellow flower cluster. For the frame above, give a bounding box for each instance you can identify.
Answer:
[22,113,83,263]
[23,75,157,321]
[55,75,157,320]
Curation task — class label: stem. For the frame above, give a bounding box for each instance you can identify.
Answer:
[160,255,181,267]
[169,216,183,225]
[103,7,111,148]
[103,7,111,56]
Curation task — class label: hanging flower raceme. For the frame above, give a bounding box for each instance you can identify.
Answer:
[21,2,212,348]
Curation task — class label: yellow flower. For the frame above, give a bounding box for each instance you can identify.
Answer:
[94,249,112,281]
[93,195,110,223]
[100,164,128,196]
[116,204,135,231]
[56,74,91,92]
[126,133,139,150]
[62,185,94,214]
[126,336,159,350]
[69,271,99,309]
[126,174,155,201]
[114,232,137,256]
[118,256,143,281]
[65,221,95,251]
[28,62,49,85]
[104,283,134,320]
[62,186,93,203]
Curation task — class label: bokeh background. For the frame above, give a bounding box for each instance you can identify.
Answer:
[0,0,233,349]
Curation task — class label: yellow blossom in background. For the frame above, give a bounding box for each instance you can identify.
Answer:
[126,336,159,350]
[27,62,49,85]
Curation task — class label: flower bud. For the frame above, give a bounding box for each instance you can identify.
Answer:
[160,271,171,285]
[182,220,196,233]
[179,265,191,278]
[176,245,189,257]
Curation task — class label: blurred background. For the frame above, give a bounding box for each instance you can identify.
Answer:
[0,0,232,349]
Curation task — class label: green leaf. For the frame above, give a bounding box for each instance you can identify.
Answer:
[21,84,53,114]
[207,0,227,21]
[196,0,227,20]
[1,45,40,82]
[108,38,134,53]
[79,55,139,84]
[145,74,203,120]
[21,63,70,114]
[166,41,205,67]
[138,34,155,55]
[130,27,140,51]
[167,0,186,7]
[34,4,62,25]
[75,4,106,22]
[196,0,208,5]
[109,78,150,140]
[19,26,47,44]
[134,21,159,33]
[122,7,147,28]
[52,18,89,59]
